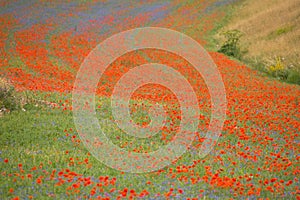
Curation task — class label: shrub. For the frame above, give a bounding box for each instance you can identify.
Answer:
[218,29,244,58]
[0,77,22,113]
[265,56,288,80]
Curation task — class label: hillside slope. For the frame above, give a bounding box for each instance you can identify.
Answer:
[219,0,300,79]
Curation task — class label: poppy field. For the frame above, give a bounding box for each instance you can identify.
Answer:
[0,1,299,199]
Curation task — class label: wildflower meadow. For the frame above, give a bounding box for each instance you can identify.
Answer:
[0,1,299,199]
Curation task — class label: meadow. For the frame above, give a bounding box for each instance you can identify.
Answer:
[0,0,299,199]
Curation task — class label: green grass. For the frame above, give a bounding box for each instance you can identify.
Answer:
[0,90,298,199]
[204,3,242,52]
[0,94,193,198]
[266,25,295,40]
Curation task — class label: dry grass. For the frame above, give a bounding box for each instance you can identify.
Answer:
[0,77,27,113]
[0,77,12,91]
[0,77,16,114]
[220,0,300,70]
[0,77,58,115]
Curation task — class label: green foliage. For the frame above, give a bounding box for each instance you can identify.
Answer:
[266,56,288,80]
[218,29,244,58]
[267,25,295,39]
[0,77,21,112]
[0,78,52,115]
[264,56,300,84]
[286,70,300,85]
